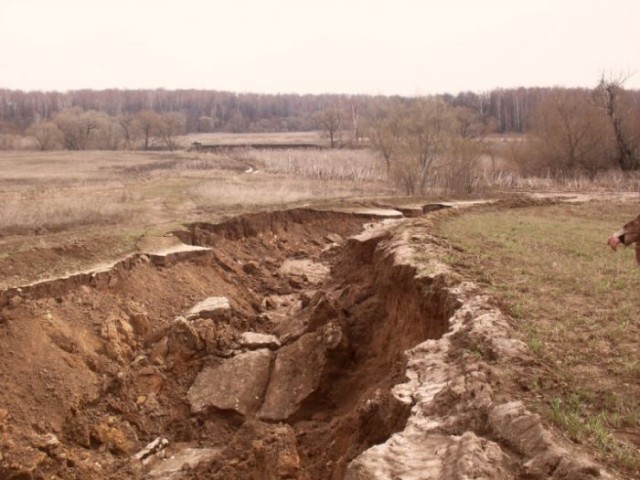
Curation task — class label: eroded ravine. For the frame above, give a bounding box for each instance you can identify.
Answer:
[0,205,614,480]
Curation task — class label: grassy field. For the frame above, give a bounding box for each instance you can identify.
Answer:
[439,201,640,476]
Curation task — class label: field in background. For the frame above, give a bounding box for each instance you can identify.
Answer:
[0,147,390,235]
[179,131,326,148]
[0,146,396,286]
[440,202,640,477]
[4,141,640,288]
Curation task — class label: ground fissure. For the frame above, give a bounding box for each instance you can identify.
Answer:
[0,208,453,480]
[0,204,617,479]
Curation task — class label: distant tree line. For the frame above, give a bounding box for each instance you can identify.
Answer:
[4,86,638,138]
[2,83,640,188]
[361,77,640,192]
[0,89,356,134]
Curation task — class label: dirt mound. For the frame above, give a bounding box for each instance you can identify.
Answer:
[0,206,613,479]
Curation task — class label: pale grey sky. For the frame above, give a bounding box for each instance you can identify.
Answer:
[1,0,639,95]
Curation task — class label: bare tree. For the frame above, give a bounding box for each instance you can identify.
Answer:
[26,121,63,150]
[314,108,343,148]
[395,97,457,193]
[531,88,614,178]
[347,97,363,145]
[52,108,102,150]
[156,112,186,151]
[365,98,402,173]
[596,75,640,171]
[135,110,162,150]
[118,114,142,150]
[441,137,484,193]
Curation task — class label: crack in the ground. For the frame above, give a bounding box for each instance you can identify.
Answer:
[0,205,615,480]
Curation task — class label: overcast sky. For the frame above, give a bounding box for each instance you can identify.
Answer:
[1,0,639,95]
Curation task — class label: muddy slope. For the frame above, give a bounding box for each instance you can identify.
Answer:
[0,207,614,479]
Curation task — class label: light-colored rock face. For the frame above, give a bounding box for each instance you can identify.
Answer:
[278,259,329,284]
[186,297,231,320]
[258,323,345,421]
[187,349,273,416]
[239,332,281,350]
[147,447,221,479]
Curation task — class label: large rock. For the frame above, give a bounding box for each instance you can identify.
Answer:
[239,332,281,350]
[188,349,273,416]
[186,297,231,320]
[258,323,346,421]
[278,259,329,284]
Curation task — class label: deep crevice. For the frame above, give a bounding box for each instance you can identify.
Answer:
[0,208,455,480]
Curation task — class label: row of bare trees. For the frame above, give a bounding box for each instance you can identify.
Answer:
[509,78,640,179]
[359,78,640,193]
[26,109,186,151]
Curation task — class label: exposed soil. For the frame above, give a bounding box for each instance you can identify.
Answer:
[0,204,616,479]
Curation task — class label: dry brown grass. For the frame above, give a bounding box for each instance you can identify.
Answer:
[0,190,135,234]
[245,148,387,182]
[0,148,390,236]
[177,131,326,148]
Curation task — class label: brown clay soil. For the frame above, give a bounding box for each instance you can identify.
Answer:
[0,204,618,479]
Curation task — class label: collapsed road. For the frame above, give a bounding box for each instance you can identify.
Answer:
[0,204,613,479]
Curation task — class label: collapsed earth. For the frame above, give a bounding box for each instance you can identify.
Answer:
[0,197,630,479]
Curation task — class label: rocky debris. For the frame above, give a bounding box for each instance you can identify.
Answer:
[488,401,612,479]
[188,349,274,416]
[151,317,204,369]
[126,301,152,339]
[92,417,138,455]
[201,421,307,480]
[239,332,281,350]
[132,437,169,464]
[147,245,211,267]
[329,207,403,219]
[192,318,237,355]
[278,259,329,285]
[148,447,221,479]
[185,297,231,321]
[251,425,306,480]
[260,294,302,324]
[325,233,343,244]
[33,433,62,453]
[100,315,137,364]
[345,230,612,480]
[258,322,348,421]
[133,365,165,400]
[0,407,8,424]
[0,445,47,480]
[242,261,261,275]
[272,291,339,344]
[347,431,510,480]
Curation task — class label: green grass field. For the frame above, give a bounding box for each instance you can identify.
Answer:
[440,201,640,477]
